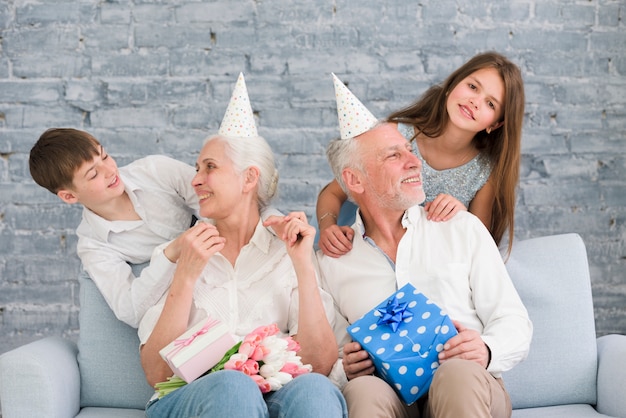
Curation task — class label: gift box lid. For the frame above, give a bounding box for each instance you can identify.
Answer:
[159,319,233,366]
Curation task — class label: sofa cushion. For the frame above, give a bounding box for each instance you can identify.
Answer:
[503,234,597,409]
[512,404,612,418]
[76,407,147,417]
[77,270,154,409]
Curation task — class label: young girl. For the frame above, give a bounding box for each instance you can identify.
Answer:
[317,51,524,257]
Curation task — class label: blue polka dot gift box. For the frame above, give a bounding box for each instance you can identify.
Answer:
[347,283,457,405]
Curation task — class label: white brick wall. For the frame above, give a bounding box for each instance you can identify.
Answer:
[1,0,625,354]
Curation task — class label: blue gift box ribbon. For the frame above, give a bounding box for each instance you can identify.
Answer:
[376,295,414,332]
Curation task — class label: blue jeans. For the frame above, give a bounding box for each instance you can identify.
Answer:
[146,370,347,418]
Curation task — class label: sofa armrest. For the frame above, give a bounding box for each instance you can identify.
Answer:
[596,334,626,418]
[0,336,80,418]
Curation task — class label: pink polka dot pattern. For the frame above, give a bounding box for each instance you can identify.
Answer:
[218,73,258,138]
[332,73,378,140]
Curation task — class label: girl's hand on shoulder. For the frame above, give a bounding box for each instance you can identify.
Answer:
[319,225,354,258]
[424,193,467,222]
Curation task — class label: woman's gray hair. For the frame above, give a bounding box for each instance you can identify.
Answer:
[203,134,279,210]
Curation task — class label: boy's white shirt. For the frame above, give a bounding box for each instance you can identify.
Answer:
[76,155,199,328]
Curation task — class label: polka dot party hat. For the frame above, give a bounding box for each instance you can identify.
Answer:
[332,73,378,140]
[218,73,258,138]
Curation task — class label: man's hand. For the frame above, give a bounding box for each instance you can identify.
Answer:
[424,193,467,222]
[342,341,375,380]
[318,224,354,258]
[438,320,490,368]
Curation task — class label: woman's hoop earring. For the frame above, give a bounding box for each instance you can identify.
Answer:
[486,127,492,134]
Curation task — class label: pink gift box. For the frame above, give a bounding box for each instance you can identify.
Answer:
[159,318,236,383]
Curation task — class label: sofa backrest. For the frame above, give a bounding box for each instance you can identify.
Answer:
[77,269,154,410]
[75,234,599,411]
[502,233,598,409]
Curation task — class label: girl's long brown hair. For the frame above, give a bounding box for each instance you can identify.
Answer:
[388,52,525,255]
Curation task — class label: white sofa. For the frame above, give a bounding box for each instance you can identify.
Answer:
[1,233,625,417]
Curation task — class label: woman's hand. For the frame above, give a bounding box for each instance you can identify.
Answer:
[175,222,225,284]
[424,193,467,222]
[263,212,314,264]
[141,222,225,386]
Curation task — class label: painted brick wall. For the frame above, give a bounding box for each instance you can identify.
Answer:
[0,0,624,356]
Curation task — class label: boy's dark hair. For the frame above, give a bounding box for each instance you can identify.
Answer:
[29,128,101,194]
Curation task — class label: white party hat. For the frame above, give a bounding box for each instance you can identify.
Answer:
[218,73,258,138]
[332,73,378,140]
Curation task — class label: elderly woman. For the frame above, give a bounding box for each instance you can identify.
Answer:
[138,75,346,418]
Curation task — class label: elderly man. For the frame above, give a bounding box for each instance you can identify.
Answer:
[319,75,532,418]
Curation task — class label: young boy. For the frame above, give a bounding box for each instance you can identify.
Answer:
[29,128,200,328]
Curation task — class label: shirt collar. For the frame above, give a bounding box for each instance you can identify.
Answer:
[81,205,143,242]
[248,218,274,254]
[355,205,422,235]
[403,204,423,227]
[120,171,142,195]
[355,208,366,236]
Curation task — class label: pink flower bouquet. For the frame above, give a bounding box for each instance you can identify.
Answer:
[155,323,312,398]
